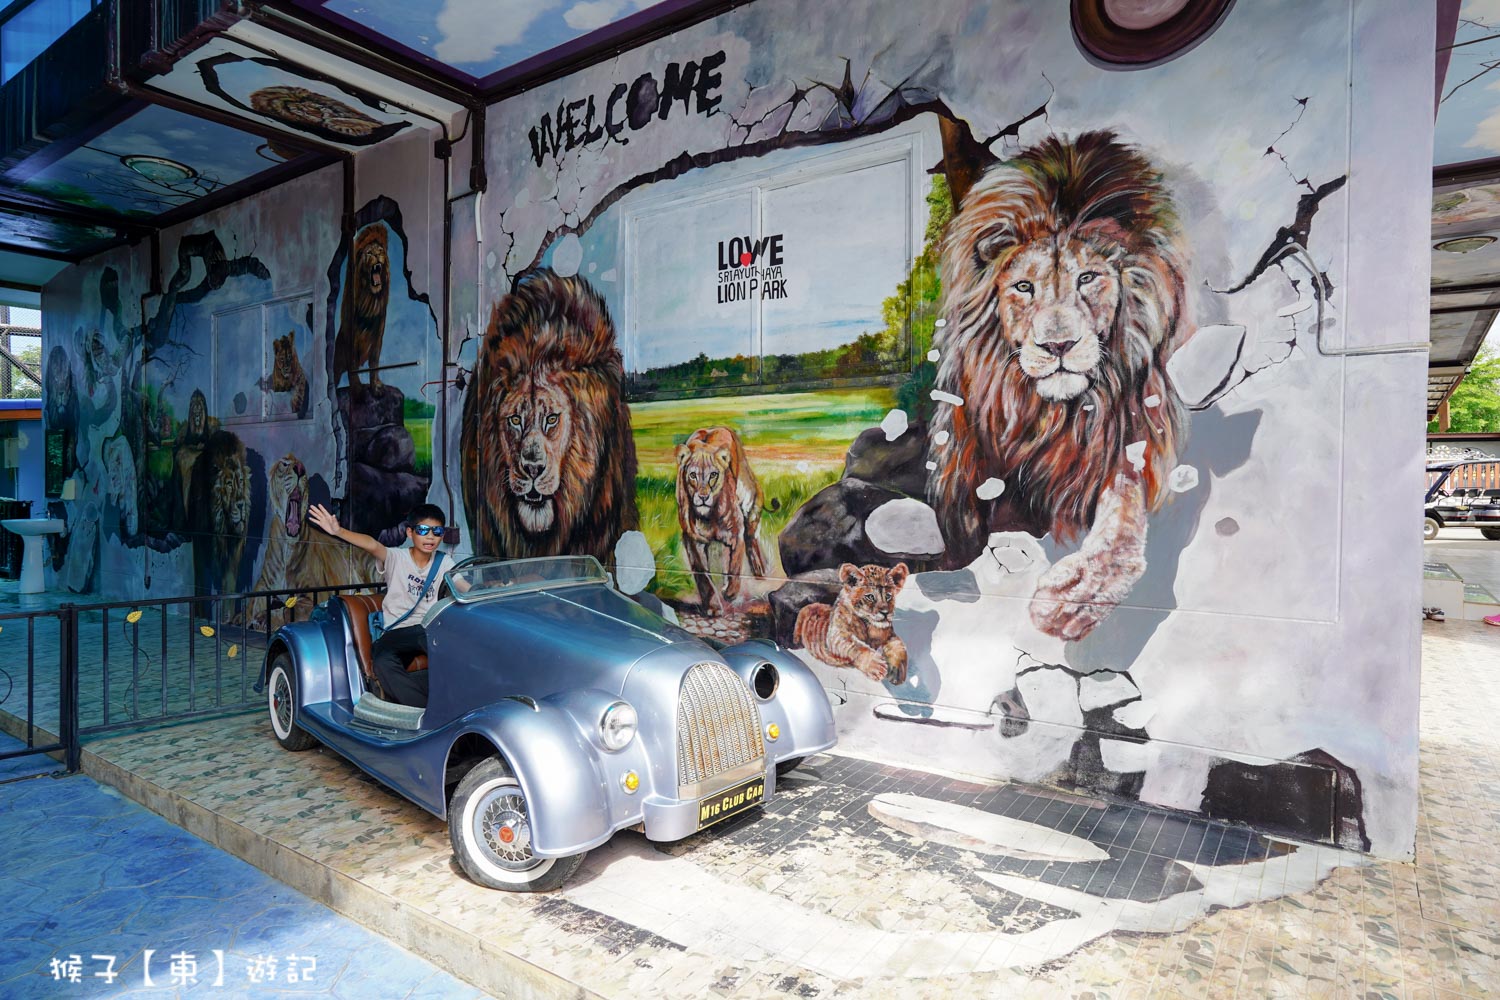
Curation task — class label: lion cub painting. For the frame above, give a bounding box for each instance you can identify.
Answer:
[794,562,909,684]
[676,426,768,615]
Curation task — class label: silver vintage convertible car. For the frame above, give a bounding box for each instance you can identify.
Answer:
[262,554,836,891]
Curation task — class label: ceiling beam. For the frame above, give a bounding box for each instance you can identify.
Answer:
[0,194,151,238]
[0,242,82,263]
[1432,302,1500,315]
[1434,156,1500,189]
[1432,280,1500,297]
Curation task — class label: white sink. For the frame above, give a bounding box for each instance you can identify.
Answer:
[2,518,64,536]
[3,518,66,593]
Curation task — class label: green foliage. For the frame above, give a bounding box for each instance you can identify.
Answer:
[1430,348,1500,433]
[406,415,432,477]
[636,467,841,602]
[629,386,896,601]
[403,397,436,419]
[890,175,951,425]
[2,343,41,400]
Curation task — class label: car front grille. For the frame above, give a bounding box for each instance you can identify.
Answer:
[676,661,765,789]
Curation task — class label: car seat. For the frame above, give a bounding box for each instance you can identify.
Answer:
[334,595,428,729]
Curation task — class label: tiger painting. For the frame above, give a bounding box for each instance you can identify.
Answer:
[793,562,910,684]
[240,454,375,629]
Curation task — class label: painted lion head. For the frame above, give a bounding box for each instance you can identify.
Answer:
[676,427,735,520]
[249,86,379,138]
[929,130,1191,554]
[186,388,209,442]
[461,269,638,562]
[353,226,389,307]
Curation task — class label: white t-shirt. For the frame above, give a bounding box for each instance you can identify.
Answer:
[380,546,443,630]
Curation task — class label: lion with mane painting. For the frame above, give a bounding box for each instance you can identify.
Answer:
[928,130,1192,641]
[460,269,638,563]
[333,224,390,388]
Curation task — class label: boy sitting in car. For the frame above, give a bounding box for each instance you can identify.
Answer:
[308,502,448,707]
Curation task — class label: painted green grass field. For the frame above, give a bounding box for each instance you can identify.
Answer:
[630,386,897,602]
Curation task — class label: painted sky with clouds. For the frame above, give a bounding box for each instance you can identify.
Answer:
[325,0,658,77]
[1437,0,1500,166]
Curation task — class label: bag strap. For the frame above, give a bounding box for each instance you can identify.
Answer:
[384,551,444,632]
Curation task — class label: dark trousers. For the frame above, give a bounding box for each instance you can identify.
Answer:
[371,624,428,707]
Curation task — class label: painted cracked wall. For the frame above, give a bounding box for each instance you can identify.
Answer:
[40,150,447,625]
[461,0,1430,857]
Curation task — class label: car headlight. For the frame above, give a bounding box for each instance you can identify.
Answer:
[751,661,779,700]
[600,701,638,751]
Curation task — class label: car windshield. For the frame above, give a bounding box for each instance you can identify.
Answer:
[444,555,608,602]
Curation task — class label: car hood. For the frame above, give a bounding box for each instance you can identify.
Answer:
[427,583,702,706]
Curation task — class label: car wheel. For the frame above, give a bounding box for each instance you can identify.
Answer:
[450,758,584,892]
[267,653,318,752]
[775,756,805,777]
[1482,528,1500,541]
[1424,516,1442,541]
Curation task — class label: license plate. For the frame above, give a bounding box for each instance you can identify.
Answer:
[697,775,766,829]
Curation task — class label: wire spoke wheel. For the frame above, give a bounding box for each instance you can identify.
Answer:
[476,787,539,871]
[449,758,583,891]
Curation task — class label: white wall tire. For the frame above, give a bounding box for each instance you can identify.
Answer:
[1424,516,1441,541]
[267,655,318,752]
[449,758,584,891]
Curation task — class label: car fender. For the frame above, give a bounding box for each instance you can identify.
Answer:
[720,640,837,762]
[263,618,341,705]
[443,698,616,857]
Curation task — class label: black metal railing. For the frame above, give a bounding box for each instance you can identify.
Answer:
[0,606,71,774]
[0,580,377,775]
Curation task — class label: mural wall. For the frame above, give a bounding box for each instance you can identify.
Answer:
[41,158,446,621]
[461,0,1428,859]
[38,0,1429,866]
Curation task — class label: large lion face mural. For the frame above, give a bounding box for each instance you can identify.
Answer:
[928,130,1191,639]
[995,239,1122,402]
[461,269,638,563]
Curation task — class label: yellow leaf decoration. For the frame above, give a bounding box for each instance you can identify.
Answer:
[283,597,298,609]
[199,625,215,637]
[227,644,239,659]
[125,610,143,624]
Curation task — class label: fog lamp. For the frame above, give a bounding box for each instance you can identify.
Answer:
[766,722,780,741]
[621,771,640,793]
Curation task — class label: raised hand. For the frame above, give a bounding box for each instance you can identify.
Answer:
[308,504,342,537]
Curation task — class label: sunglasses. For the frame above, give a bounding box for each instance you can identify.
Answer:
[410,524,443,537]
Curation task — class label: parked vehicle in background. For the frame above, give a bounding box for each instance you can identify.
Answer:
[1425,460,1500,540]
[261,554,837,891]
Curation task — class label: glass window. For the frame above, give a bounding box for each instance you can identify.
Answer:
[619,134,919,401]
[0,0,97,85]
[213,293,313,424]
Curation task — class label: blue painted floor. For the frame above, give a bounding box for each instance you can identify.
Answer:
[0,740,488,999]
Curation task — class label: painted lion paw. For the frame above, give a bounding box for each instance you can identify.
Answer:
[856,655,889,683]
[1029,549,1144,642]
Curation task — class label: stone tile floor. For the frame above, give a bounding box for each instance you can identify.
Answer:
[2,617,1498,998]
[0,734,486,999]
